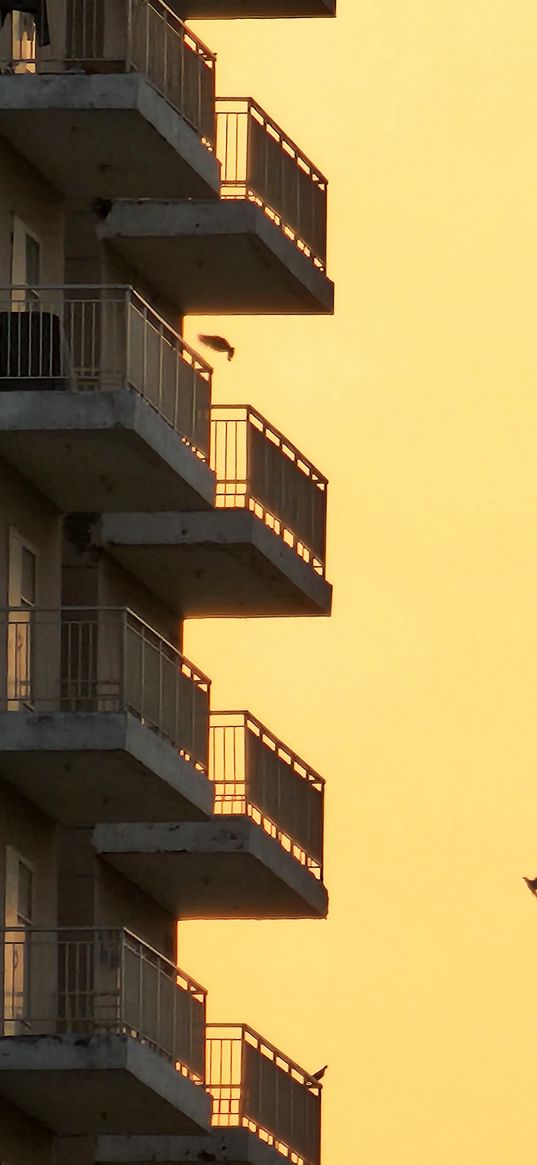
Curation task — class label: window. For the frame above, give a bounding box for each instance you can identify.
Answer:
[4,847,35,1033]
[17,860,34,926]
[11,217,41,298]
[7,529,37,708]
[11,11,36,73]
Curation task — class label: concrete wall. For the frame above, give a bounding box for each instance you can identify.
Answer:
[0,1096,54,1165]
[58,830,177,961]
[0,138,64,286]
[0,781,58,929]
[62,536,182,650]
[0,459,62,610]
[102,243,185,337]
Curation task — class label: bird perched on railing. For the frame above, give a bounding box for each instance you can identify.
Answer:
[197,334,235,361]
[310,1064,327,1083]
[523,876,537,896]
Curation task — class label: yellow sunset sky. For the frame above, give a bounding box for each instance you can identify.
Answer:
[181,3,537,1161]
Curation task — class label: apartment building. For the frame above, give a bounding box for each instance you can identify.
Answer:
[0,2,334,1163]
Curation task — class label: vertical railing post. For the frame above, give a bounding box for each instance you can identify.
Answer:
[172,963,177,1063]
[124,287,132,389]
[158,637,163,739]
[179,25,185,125]
[126,0,133,71]
[156,951,161,1054]
[119,930,126,1033]
[239,1029,246,1127]
[120,609,128,712]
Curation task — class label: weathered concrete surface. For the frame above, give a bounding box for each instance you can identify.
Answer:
[0,1094,54,1165]
[0,1034,212,1135]
[174,0,335,13]
[0,391,215,513]
[93,817,329,919]
[0,75,219,199]
[0,711,213,825]
[95,1129,290,1165]
[100,510,332,618]
[98,201,334,315]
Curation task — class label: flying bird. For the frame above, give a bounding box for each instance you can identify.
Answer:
[523,876,537,896]
[197,334,235,361]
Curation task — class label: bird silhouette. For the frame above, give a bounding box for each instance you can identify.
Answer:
[311,1064,328,1082]
[197,334,235,361]
[523,876,537,896]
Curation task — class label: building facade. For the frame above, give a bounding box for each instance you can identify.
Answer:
[0,1,334,1162]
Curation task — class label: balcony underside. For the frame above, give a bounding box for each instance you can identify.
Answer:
[0,75,218,199]
[93,818,329,919]
[99,201,334,315]
[96,1130,297,1165]
[100,511,332,618]
[0,711,213,825]
[0,391,215,513]
[0,1035,211,1136]
[174,0,335,13]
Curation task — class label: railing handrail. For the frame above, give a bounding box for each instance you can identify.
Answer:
[0,284,214,378]
[2,606,211,690]
[211,404,327,488]
[216,96,327,188]
[0,924,207,999]
[210,709,325,790]
[206,1022,321,1089]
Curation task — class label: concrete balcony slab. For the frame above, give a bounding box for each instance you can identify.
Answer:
[100,511,332,618]
[93,818,329,919]
[0,391,215,514]
[0,75,219,199]
[96,1129,298,1165]
[0,1034,211,1136]
[98,201,334,315]
[0,711,213,826]
[174,0,335,13]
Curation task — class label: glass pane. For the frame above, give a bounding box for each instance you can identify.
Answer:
[25,233,40,286]
[21,547,36,606]
[17,861,33,926]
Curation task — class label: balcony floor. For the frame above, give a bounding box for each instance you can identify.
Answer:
[0,711,213,826]
[100,510,332,618]
[0,75,219,199]
[96,1129,300,1165]
[0,391,215,513]
[98,201,334,315]
[93,817,328,919]
[0,1034,211,1136]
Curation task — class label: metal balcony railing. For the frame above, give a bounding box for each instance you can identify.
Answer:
[1,0,216,146]
[209,711,324,877]
[210,405,328,576]
[1,927,206,1080]
[216,98,328,269]
[0,286,212,458]
[1,607,210,772]
[206,1024,321,1165]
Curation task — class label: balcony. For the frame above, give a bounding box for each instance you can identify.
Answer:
[0,286,215,511]
[101,406,332,618]
[99,98,333,315]
[0,607,213,824]
[96,1024,322,1165]
[94,710,328,919]
[0,0,219,198]
[170,0,335,15]
[0,927,211,1135]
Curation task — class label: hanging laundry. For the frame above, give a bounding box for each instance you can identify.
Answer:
[0,2,50,47]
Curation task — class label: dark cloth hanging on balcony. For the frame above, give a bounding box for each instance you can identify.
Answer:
[0,1,50,47]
